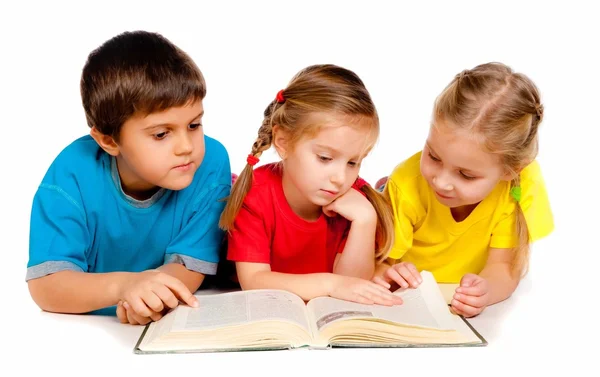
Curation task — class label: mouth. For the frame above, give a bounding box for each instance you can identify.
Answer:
[174,162,193,171]
[320,189,339,196]
[435,191,453,199]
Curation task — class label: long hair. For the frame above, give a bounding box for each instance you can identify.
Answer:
[434,62,544,277]
[219,64,394,261]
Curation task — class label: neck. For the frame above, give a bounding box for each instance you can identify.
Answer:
[450,202,479,222]
[115,156,160,200]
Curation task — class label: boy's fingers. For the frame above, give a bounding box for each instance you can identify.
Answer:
[116,301,128,323]
[149,311,164,322]
[124,305,140,325]
[160,276,198,308]
[142,289,165,313]
[153,284,180,309]
[123,301,150,324]
[127,297,154,318]
[127,306,152,325]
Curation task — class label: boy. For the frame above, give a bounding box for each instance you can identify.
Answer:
[26,30,231,325]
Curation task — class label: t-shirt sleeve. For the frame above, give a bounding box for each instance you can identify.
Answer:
[490,161,554,249]
[26,184,91,281]
[227,189,272,264]
[165,166,232,276]
[385,178,419,261]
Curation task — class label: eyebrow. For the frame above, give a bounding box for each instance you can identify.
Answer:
[315,144,341,153]
[426,142,481,175]
[143,111,204,130]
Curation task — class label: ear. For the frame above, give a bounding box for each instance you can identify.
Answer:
[90,127,120,157]
[501,166,523,181]
[501,159,532,181]
[272,125,290,159]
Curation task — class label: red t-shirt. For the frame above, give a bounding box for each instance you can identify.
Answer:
[227,163,352,274]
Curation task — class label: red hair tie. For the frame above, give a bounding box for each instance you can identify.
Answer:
[276,89,285,104]
[247,154,259,166]
[352,177,369,191]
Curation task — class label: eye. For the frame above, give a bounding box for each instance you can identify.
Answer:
[189,123,202,130]
[153,131,168,140]
[347,161,358,167]
[460,171,476,180]
[428,152,441,162]
[318,155,332,162]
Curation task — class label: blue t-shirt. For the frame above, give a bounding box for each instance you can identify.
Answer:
[26,134,231,281]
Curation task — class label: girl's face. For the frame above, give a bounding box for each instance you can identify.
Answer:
[420,119,512,209]
[274,112,375,221]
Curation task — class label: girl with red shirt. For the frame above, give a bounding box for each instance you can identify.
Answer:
[219,64,401,306]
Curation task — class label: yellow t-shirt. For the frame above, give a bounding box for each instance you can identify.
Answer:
[385,151,554,283]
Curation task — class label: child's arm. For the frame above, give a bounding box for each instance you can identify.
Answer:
[332,217,377,279]
[323,189,378,279]
[236,262,402,306]
[451,247,519,317]
[157,263,205,293]
[27,269,198,315]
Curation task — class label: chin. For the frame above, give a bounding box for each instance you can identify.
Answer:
[310,196,333,208]
[164,178,194,191]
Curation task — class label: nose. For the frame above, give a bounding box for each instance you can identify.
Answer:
[175,133,193,156]
[432,171,454,191]
[330,166,346,186]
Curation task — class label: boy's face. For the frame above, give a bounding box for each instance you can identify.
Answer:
[114,100,205,199]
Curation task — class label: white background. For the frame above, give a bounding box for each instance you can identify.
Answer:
[1,0,598,375]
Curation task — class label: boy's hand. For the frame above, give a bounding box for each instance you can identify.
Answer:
[372,262,422,289]
[323,188,376,223]
[116,300,162,325]
[450,273,490,318]
[118,270,198,320]
[329,275,404,306]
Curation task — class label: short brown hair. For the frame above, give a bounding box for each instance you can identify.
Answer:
[80,30,206,140]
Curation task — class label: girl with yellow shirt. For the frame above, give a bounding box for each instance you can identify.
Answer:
[373,62,554,317]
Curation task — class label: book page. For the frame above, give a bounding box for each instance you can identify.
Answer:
[307,271,456,332]
[169,289,310,333]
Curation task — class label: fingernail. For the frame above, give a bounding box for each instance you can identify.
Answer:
[123,301,130,310]
[456,288,463,293]
[454,294,462,300]
[191,298,199,308]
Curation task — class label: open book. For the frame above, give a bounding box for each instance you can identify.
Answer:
[134,271,486,354]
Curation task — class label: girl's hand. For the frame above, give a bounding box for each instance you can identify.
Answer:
[372,262,422,289]
[323,188,376,223]
[329,275,403,306]
[450,273,490,318]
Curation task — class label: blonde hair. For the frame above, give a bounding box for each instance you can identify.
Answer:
[434,62,544,278]
[219,64,394,262]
